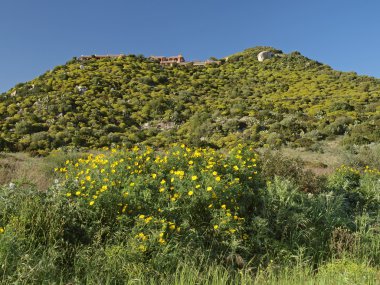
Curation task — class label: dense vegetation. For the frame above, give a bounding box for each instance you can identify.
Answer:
[0,146,379,284]
[1,47,379,283]
[1,47,379,155]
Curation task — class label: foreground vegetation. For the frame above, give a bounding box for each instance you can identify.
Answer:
[0,47,379,155]
[0,145,379,284]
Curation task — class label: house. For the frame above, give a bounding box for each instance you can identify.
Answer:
[149,54,186,66]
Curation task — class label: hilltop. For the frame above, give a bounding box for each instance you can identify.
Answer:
[0,46,379,154]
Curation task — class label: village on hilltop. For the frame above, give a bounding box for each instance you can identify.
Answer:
[78,54,222,66]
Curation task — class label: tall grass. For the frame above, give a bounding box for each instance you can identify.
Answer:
[0,146,379,284]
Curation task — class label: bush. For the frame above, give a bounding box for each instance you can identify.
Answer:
[60,145,260,255]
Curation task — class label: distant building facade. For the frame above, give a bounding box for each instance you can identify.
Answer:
[150,54,186,66]
[78,53,221,66]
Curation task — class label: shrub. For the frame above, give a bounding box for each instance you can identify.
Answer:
[60,145,261,255]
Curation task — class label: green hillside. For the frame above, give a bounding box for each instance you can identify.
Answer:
[1,47,379,154]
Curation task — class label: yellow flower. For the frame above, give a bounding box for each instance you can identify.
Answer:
[66,192,72,197]
[89,201,95,206]
[207,186,213,191]
[169,224,176,230]
[139,215,145,219]
[159,187,165,193]
[221,204,226,209]
[195,184,201,188]
[160,179,166,185]
[188,160,194,165]
[188,191,194,196]
[158,238,166,244]
[138,245,147,252]
[152,173,157,179]
[130,182,135,187]
[0,227,4,234]
[191,175,198,181]
[85,175,91,181]
[212,171,218,176]
[233,165,239,171]
[75,191,81,196]
[215,176,221,181]
[213,225,219,230]
[145,217,153,223]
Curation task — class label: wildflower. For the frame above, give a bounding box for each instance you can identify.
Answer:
[188,160,194,165]
[169,224,176,230]
[89,201,95,206]
[207,186,213,191]
[159,187,165,193]
[195,184,201,188]
[221,204,226,209]
[160,179,166,185]
[158,238,166,244]
[75,191,81,196]
[0,227,4,234]
[191,175,198,181]
[212,171,218,176]
[188,191,194,196]
[66,192,72,197]
[215,176,221,181]
[138,245,147,252]
[130,182,135,187]
[139,215,145,219]
[214,225,219,230]
[233,165,239,171]
[145,217,153,223]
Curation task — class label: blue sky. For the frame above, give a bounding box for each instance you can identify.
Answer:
[1,0,380,93]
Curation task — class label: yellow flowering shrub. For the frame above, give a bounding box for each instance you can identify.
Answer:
[61,144,260,252]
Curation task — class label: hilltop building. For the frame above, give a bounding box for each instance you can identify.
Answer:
[150,54,186,66]
[78,53,221,66]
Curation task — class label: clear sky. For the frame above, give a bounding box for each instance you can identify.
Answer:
[1,0,380,93]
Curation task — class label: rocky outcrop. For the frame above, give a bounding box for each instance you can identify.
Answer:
[257,51,274,62]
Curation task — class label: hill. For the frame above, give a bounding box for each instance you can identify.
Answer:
[1,47,379,154]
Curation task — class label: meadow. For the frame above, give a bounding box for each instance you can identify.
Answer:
[0,144,379,284]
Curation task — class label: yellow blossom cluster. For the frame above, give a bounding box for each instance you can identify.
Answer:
[60,144,260,251]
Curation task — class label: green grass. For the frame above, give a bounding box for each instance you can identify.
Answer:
[0,146,379,284]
